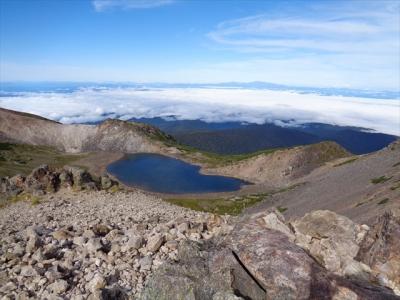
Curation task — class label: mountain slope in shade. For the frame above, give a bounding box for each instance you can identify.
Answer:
[129,117,397,155]
[295,123,398,154]
[175,123,322,154]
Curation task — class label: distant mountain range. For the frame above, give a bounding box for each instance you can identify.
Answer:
[129,117,397,155]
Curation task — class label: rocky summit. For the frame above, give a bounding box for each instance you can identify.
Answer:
[0,179,399,299]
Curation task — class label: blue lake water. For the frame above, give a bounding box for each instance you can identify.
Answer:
[107,153,247,194]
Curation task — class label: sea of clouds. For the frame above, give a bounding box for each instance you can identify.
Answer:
[0,87,398,136]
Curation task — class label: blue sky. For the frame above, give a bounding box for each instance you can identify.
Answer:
[0,0,399,90]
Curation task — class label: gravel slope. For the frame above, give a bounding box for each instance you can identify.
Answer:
[246,141,400,224]
[0,189,230,299]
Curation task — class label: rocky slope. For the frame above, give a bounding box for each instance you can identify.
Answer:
[246,140,400,224]
[0,188,231,299]
[204,141,349,186]
[141,209,400,300]
[1,181,399,300]
[0,108,172,153]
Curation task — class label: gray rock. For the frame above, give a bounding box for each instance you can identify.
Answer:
[26,235,41,253]
[20,266,38,277]
[87,274,107,292]
[140,256,153,271]
[292,210,369,277]
[125,235,144,250]
[64,166,93,189]
[212,292,243,300]
[357,212,400,295]
[100,175,113,190]
[59,170,73,187]
[48,279,69,294]
[86,238,103,252]
[146,234,164,252]
[73,236,86,246]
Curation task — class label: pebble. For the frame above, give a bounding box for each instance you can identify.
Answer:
[0,189,232,299]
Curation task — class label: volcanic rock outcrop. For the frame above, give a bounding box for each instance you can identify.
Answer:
[141,209,400,299]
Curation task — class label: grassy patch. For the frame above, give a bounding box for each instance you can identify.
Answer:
[377,198,390,205]
[30,196,41,206]
[277,206,288,213]
[108,185,121,193]
[166,192,270,216]
[371,176,392,184]
[0,143,89,178]
[334,157,358,167]
[165,184,303,215]
[172,141,348,169]
[173,142,281,167]
[6,192,41,205]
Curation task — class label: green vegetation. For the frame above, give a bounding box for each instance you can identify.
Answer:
[334,157,358,167]
[108,185,122,193]
[166,184,303,215]
[171,142,281,167]
[277,206,288,213]
[0,192,42,208]
[30,196,41,206]
[167,140,347,169]
[0,143,88,178]
[371,176,392,184]
[166,192,270,215]
[377,198,389,205]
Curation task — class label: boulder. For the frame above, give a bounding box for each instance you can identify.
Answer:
[64,166,93,189]
[146,234,164,252]
[140,241,239,300]
[141,210,400,300]
[52,229,74,241]
[87,274,107,292]
[250,209,295,241]
[24,164,60,193]
[26,235,41,253]
[92,224,111,237]
[100,174,114,190]
[59,170,73,188]
[0,177,23,198]
[48,279,69,295]
[356,212,400,295]
[86,238,104,253]
[123,235,144,251]
[225,213,324,300]
[9,174,25,189]
[292,210,370,278]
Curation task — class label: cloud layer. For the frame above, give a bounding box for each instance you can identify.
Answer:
[0,87,398,136]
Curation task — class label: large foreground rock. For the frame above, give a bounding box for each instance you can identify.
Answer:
[357,212,400,295]
[141,210,400,300]
[292,210,370,278]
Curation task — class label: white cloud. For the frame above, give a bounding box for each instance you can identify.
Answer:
[206,1,400,90]
[92,0,174,11]
[208,2,399,54]
[0,87,398,136]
